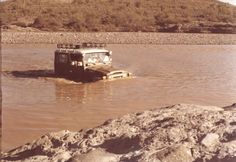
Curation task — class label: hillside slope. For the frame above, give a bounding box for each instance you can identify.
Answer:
[1,0,236,33]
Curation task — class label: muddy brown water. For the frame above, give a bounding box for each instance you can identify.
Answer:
[2,44,236,151]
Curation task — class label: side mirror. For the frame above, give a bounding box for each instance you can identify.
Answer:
[108,51,112,56]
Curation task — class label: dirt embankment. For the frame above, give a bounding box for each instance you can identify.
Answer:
[2,32,236,44]
[1,104,236,162]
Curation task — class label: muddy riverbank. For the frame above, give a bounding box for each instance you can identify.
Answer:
[2,32,236,44]
[1,103,236,162]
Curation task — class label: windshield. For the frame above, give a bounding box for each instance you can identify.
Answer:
[70,54,82,61]
[84,52,111,65]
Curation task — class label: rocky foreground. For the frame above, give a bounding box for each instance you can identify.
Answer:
[1,104,236,162]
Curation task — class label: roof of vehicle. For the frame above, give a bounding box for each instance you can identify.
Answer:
[55,48,109,55]
[55,43,110,55]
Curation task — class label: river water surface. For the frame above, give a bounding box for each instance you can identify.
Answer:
[2,44,236,151]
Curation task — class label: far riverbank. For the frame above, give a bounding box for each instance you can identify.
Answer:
[1,32,236,44]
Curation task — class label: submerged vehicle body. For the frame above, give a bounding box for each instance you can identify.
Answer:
[54,43,131,81]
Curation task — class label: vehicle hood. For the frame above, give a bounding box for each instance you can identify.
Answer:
[86,65,119,75]
[86,65,131,79]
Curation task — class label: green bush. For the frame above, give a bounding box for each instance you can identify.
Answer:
[31,15,62,30]
[1,0,235,33]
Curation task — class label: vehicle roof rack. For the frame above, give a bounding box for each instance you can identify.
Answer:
[57,43,106,49]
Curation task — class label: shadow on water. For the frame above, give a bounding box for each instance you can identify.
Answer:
[3,70,55,79]
[2,70,92,83]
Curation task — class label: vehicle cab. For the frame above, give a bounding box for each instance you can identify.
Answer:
[54,43,111,76]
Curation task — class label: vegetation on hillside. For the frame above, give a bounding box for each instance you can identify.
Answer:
[1,0,236,33]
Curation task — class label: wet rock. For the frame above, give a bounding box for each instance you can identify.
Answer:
[201,133,219,148]
[68,149,119,162]
[145,145,192,162]
[53,151,71,162]
[224,103,236,111]
[156,145,193,162]
[219,140,236,158]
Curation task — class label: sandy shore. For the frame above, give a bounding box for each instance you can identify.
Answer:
[1,104,236,162]
[2,32,236,44]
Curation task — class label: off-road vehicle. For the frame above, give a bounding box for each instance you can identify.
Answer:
[54,43,131,81]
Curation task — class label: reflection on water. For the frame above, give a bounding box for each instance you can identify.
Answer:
[55,81,113,105]
[2,44,236,151]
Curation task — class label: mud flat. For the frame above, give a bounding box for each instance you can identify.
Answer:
[1,104,236,162]
[2,32,236,44]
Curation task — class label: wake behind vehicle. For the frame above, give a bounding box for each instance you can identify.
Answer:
[54,43,131,81]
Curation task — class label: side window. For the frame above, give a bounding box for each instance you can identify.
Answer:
[58,54,67,63]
